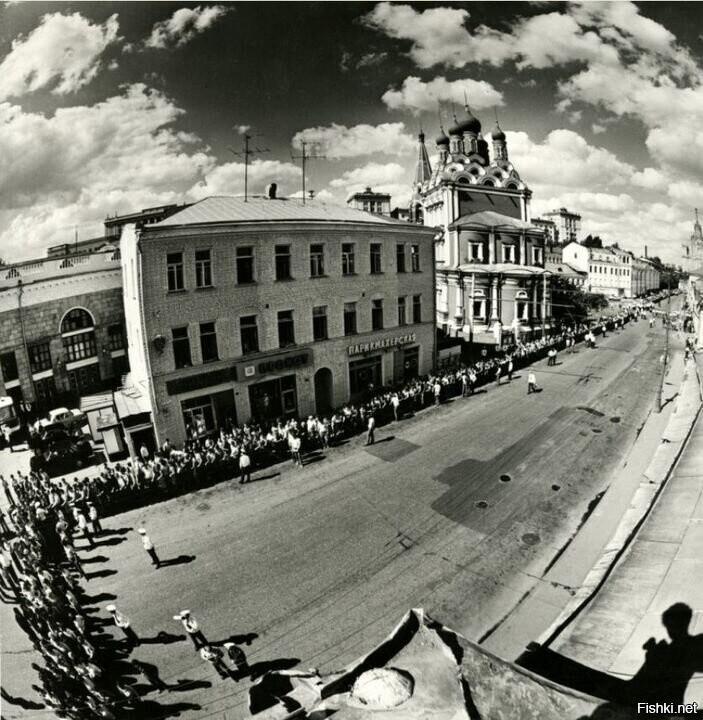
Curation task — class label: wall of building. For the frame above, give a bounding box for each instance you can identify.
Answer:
[136,221,436,445]
[0,270,125,412]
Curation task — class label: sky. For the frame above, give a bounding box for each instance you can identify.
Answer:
[0,1,702,264]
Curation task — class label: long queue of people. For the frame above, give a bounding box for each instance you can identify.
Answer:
[1,312,643,527]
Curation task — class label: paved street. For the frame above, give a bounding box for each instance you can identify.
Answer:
[1,318,676,719]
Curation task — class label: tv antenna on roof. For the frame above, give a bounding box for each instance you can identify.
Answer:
[291,141,326,205]
[229,131,269,202]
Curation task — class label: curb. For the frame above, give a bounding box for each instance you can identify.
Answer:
[536,357,703,649]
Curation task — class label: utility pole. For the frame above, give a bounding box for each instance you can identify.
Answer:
[291,141,326,205]
[229,133,269,202]
[656,272,672,413]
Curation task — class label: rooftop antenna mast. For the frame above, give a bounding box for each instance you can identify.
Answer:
[229,131,269,202]
[291,141,326,205]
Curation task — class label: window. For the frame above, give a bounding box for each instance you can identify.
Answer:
[342,243,355,275]
[502,244,516,263]
[532,247,543,265]
[240,315,259,355]
[278,310,295,348]
[107,324,125,351]
[28,342,52,373]
[472,290,487,320]
[411,244,420,272]
[469,242,483,262]
[195,249,213,288]
[344,302,357,336]
[397,296,407,326]
[236,246,255,284]
[0,351,18,382]
[167,252,184,292]
[199,322,219,363]
[61,308,93,332]
[312,306,328,341]
[396,244,406,273]
[371,299,384,330]
[275,245,291,280]
[172,326,192,368]
[412,295,422,324]
[370,243,382,274]
[182,395,215,435]
[34,376,56,406]
[63,332,97,362]
[310,244,325,277]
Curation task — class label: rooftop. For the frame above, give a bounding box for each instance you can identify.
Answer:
[150,195,412,230]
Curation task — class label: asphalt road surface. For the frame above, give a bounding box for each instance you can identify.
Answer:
[2,318,672,719]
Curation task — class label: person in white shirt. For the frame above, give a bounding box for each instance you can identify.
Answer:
[391,393,400,421]
[238,449,252,484]
[107,604,139,646]
[366,415,375,445]
[137,528,160,568]
[176,610,208,649]
[527,371,538,394]
[289,435,302,467]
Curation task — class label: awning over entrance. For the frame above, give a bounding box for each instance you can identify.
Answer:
[113,385,151,428]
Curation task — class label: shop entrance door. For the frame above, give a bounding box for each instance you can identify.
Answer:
[249,375,298,422]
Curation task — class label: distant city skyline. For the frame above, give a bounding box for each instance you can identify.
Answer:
[1,1,702,262]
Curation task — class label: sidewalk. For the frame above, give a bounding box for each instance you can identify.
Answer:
[482,338,693,660]
[548,356,703,707]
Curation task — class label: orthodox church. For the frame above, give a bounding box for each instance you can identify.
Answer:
[409,104,551,347]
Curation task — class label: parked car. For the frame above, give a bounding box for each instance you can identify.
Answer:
[33,407,86,434]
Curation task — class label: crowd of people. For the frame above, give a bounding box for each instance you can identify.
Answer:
[0,309,646,524]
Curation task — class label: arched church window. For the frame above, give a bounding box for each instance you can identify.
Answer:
[60,308,98,365]
[61,308,94,333]
[472,289,486,320]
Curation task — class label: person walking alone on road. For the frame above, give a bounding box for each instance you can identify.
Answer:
[200,645,231,679]
[137,528,160,568]
[224,641,249,676]
[366,414,375,446]
[107,604,139,647]
[87,504,102,535]
[507,358,514,382]
[176,610,208,649]
[433,380,441,406]
[527,371,538,395]
[289,433,303,468]
[391,392,400,421]
[238,448,252,484]
[74,509,95,548]
[495,363,502,386]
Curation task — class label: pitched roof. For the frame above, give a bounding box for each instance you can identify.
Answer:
[449,210,542,232]
[150,196,413,229]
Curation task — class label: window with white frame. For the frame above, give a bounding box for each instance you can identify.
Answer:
[531,247,543,265]
[502,244,516,263]
[472,290,486,320]
[469,242,483,262]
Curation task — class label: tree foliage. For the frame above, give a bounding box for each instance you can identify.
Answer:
[550,275,607,323]
[582,234,603,248]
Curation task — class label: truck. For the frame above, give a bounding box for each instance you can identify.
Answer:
[0,396,21,445]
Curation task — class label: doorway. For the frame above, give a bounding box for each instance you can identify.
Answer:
[314,367,333,415]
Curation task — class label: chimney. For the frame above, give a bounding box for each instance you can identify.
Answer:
[266,182,277,199]
[644,244,648,258]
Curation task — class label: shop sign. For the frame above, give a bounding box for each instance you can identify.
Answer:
[257,351,311,374]
[166,366,237,396]
[348,333,417,357]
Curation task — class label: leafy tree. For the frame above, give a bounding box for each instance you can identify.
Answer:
[550,275,607,323]
[582,235,603,248]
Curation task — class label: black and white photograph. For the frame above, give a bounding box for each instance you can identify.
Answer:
[0,1,702,718]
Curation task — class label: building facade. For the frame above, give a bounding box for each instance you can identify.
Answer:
[409,106,551,345]
[631,256,661,295]
[540,208,581,244]
[683,208,703,270]
[123,196,436,447]
[0,250,127,417]
[533,218,558,245]
[346,188,391,216]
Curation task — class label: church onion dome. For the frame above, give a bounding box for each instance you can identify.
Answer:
[456,106,481,135]
[448,116,463,136]
[491,122,506,142]
[436,127,449,145]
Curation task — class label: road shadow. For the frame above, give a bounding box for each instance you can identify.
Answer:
[159,554,196,568]
[101,526,133,536]
[169,678,213,692]
[134,700,202,719]
[520,602,703,713]
[211,632,259,647]
[249,657,300,680]
[140,630,187,645]
[94,536,127,547]
[81,554,109,564]
[82,591,117,604]
[248,472,280,484]
[85,568,117,580]
[1,688,44,710]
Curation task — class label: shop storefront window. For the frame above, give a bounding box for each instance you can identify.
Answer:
[349,355,382,397]
[249,375,298,422]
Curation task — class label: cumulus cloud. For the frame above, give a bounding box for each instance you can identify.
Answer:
[382,76,503,114]
[0,12,120,100]
[146,5,230,49]
[292,122,415,159]
[0,84,214,259]
[189,159,302,199]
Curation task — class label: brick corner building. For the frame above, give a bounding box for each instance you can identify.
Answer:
[122,195,436,447]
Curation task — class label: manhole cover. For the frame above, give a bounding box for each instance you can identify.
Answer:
[592,428,602,434]
[475,500,488,509]
[499,474,512,483]
[522,533,540,546]
[551,484,561,491]
[610,416,621,423]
